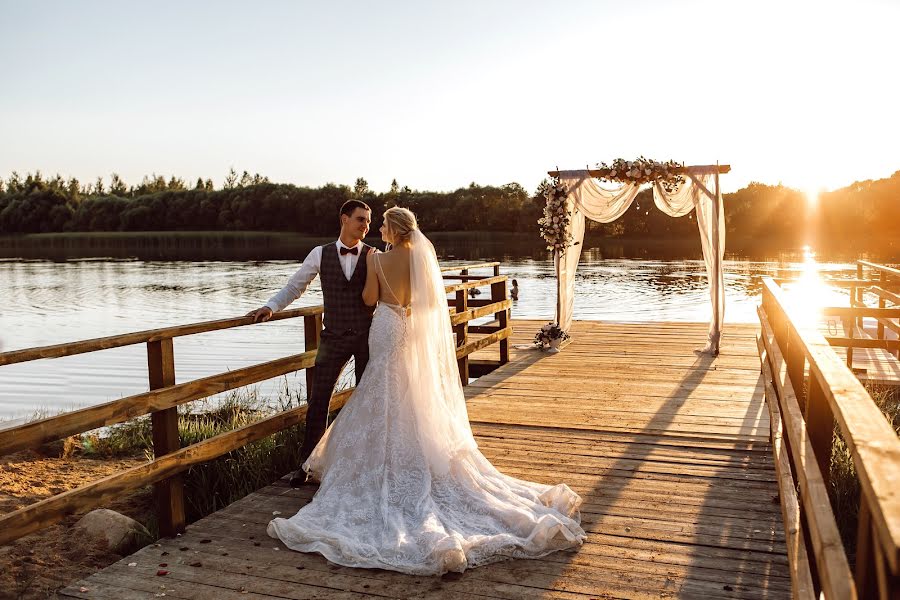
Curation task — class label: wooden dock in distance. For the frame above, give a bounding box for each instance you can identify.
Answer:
[59,320,789,599]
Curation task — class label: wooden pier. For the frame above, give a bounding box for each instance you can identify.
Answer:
[57,320,792,599]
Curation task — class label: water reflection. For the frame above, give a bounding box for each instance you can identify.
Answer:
[4,231,893,263]
[780,247,826,325]
[0,245,866,420]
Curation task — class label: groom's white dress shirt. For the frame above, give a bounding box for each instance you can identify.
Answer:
[264,239,364,313]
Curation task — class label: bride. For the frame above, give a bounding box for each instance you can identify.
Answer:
[267,207,586,575]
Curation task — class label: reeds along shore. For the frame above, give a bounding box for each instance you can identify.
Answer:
[829,383,900,560]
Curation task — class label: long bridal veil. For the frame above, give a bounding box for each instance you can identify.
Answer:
[269,226,585,575]
[405,229,478,475]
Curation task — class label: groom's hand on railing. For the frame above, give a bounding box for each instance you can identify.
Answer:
[247,306,273,323]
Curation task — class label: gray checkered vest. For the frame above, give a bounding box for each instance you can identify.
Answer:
[320,242,375,335]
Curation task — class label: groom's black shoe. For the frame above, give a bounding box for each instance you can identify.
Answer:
[289,469,316,488]
[288,469,306,488]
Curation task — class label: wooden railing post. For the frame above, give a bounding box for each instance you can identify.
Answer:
[853,499,900,600]
[491,278,509,364]
[148,338,185,537]
[785,327,807,412]
[856,262,864,329]
[303,313,322,401]
[855,501,879,600]
[455,288,469,386]
[877,270,886,340]
[805,373,834,489]
[764,287,789,350]
[847,281,858,369]
[761,286,775,341]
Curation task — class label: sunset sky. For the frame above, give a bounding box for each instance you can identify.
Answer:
[1,0,898,195]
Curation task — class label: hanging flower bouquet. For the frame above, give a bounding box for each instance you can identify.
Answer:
[596,157,685,193]
[538,178,578,255]
[533,322,570,352]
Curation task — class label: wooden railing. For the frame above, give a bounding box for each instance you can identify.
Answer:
[851,261,900,363]
[773,261,900,367]
[441,262,509,381]
[0,262,511,545]
[757,276,900,599]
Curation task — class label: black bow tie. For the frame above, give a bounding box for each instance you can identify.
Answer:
[340,246,359,256]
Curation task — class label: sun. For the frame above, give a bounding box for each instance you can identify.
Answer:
[805,186,820,209]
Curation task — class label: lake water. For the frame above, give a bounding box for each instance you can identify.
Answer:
[0,235,872,421]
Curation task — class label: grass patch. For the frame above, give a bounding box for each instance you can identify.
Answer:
[11,369,355,541]
[828,384,900,563]
[77,377,351,525]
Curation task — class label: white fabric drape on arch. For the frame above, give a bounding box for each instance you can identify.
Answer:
[554,168,725,354]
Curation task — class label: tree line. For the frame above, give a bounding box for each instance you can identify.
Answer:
[0,168,897,247]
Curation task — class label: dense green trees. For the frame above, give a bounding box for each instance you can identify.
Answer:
[0,171,542,236]
[0,169,897,248]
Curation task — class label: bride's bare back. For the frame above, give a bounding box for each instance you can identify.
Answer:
[374,249,411,307]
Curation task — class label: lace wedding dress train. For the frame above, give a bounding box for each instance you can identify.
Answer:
[268,232,585,575]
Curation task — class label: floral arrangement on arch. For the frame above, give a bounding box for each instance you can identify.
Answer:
[596,157,685,193]
[534,322,570,352]
[537,178,579,255]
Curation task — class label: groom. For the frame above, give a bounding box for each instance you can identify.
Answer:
[247,199,377,486]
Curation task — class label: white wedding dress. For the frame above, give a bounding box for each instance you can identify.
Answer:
[267,230,585,575]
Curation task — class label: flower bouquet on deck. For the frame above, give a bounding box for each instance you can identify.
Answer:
[533,322,569,354]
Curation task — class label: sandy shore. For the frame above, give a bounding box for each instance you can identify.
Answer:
[0,449,150,599]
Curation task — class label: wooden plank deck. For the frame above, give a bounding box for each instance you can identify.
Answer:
[59,320,790,599]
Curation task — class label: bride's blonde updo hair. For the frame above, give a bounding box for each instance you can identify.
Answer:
[383,207,419,246]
